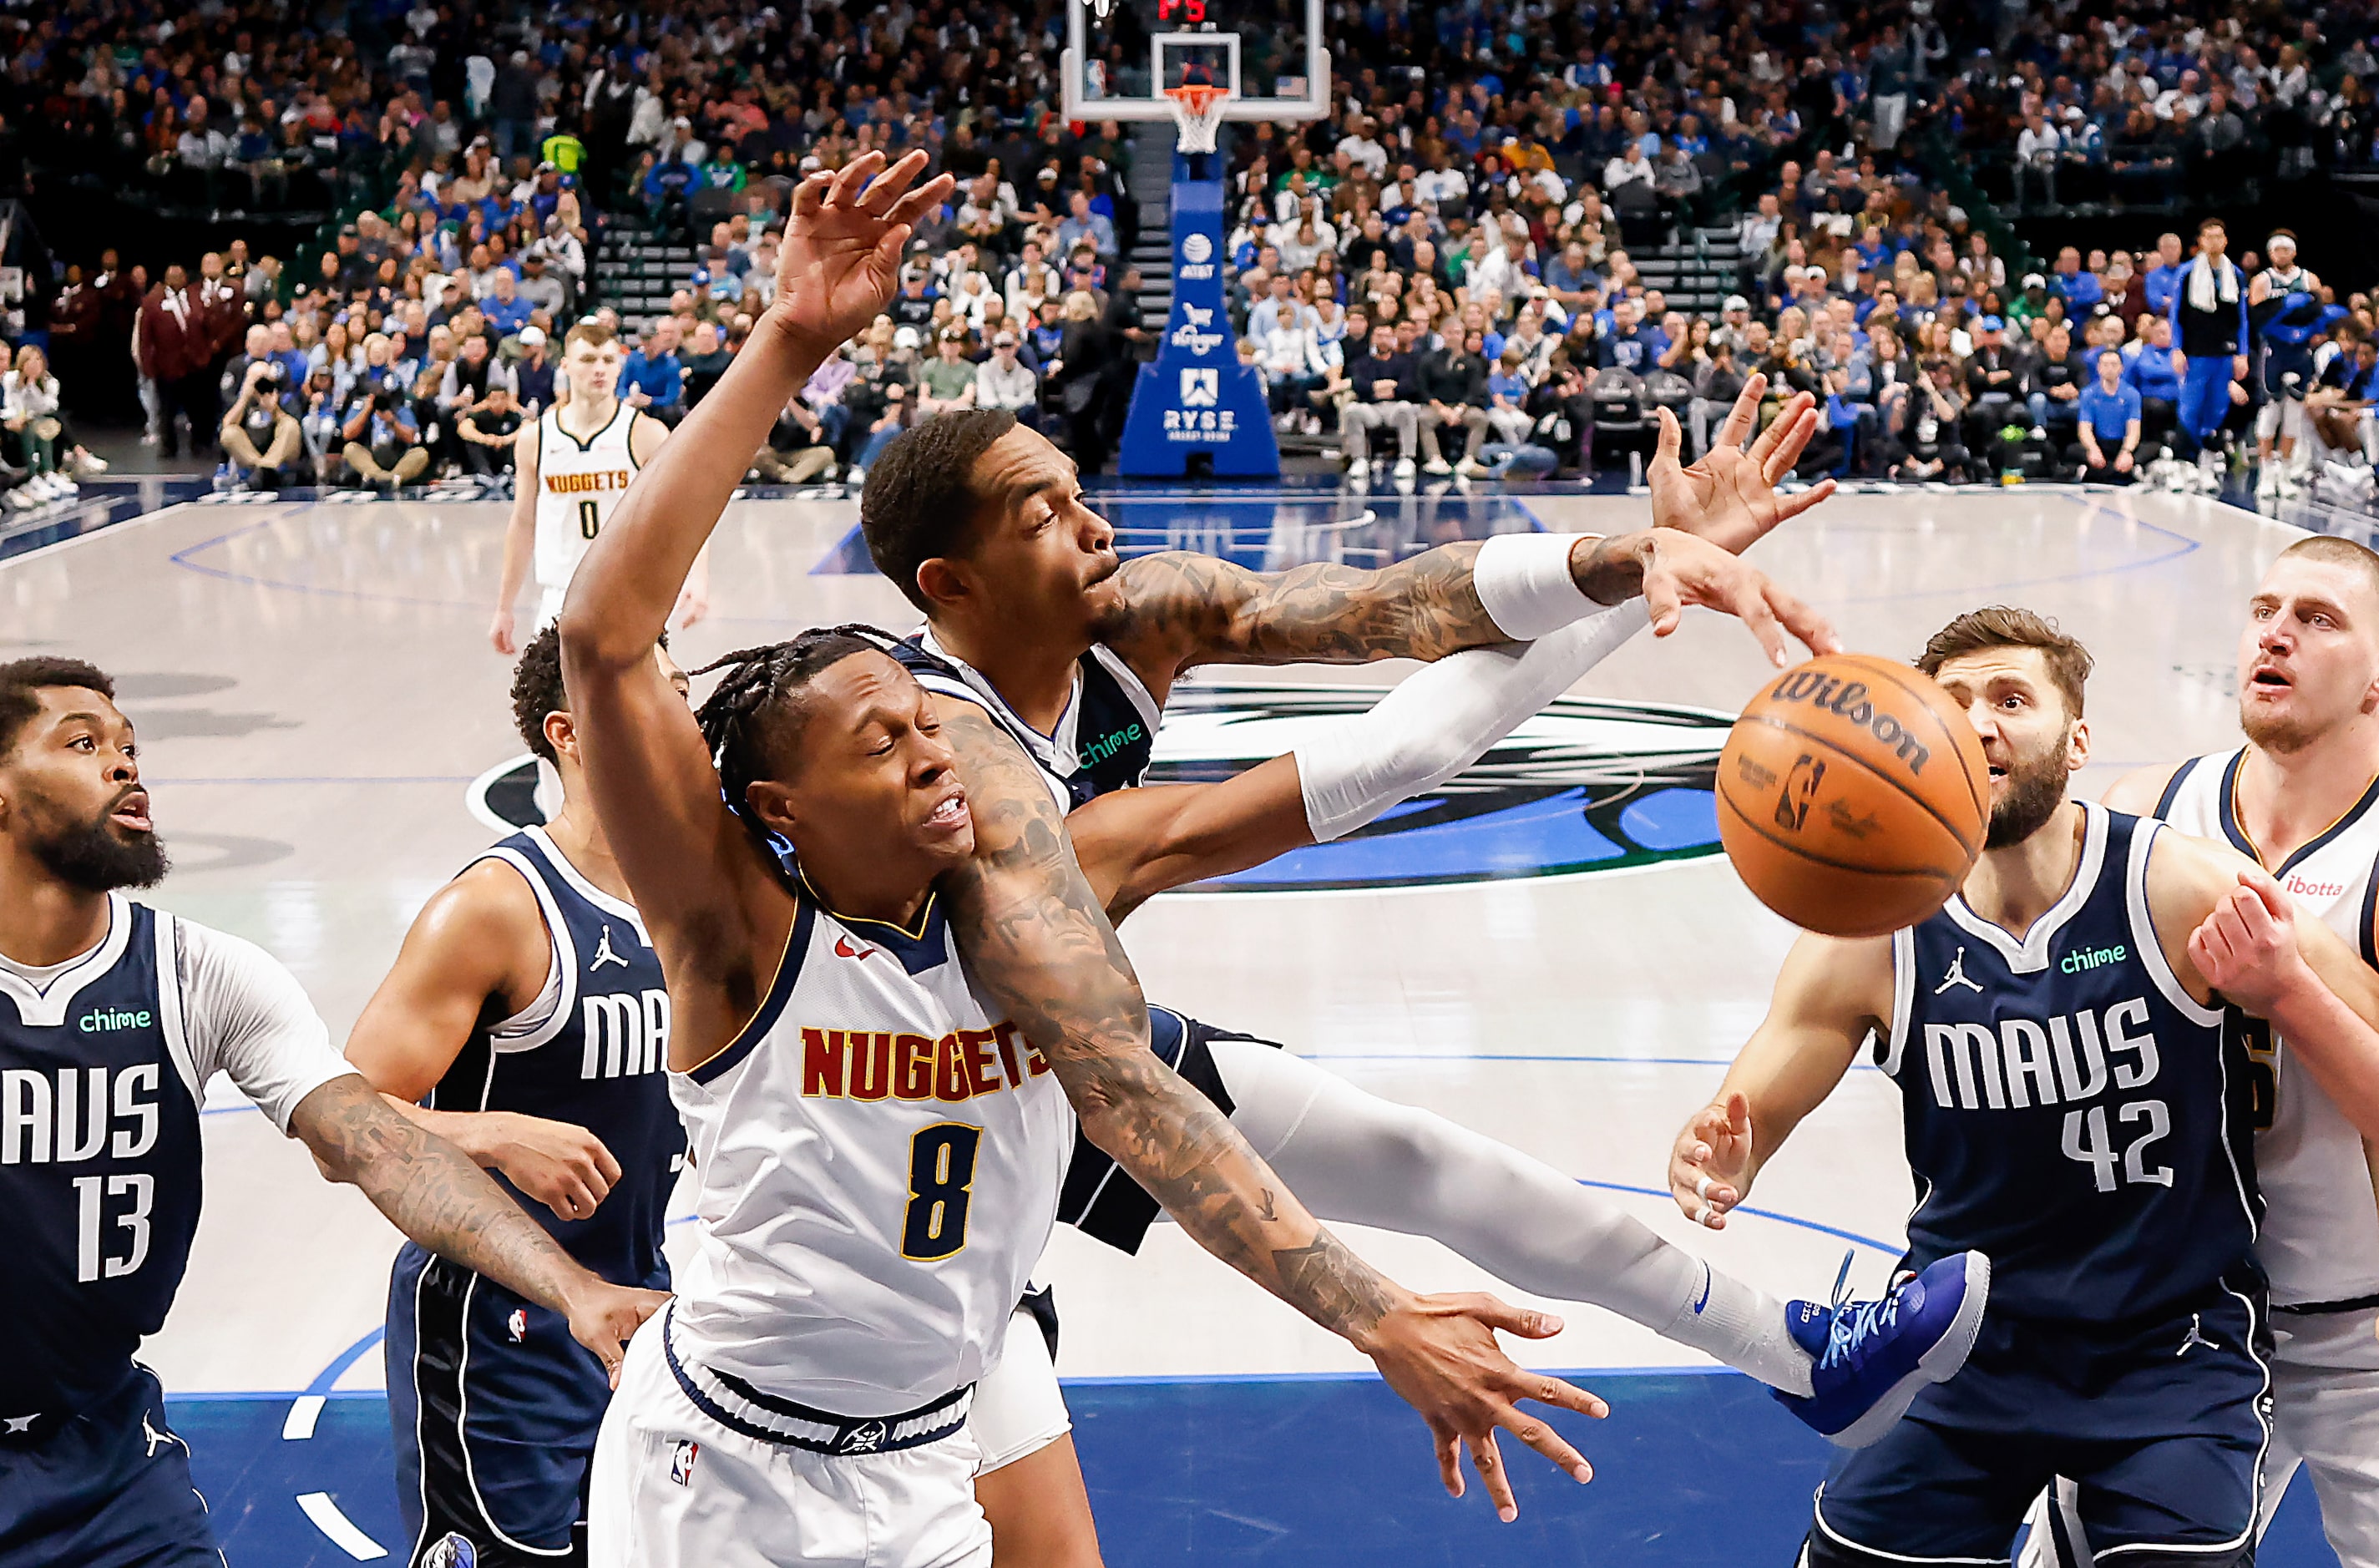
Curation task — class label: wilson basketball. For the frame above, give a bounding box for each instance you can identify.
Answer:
[1716,654,1990,938]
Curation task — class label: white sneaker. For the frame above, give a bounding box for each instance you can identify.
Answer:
[847,465,867,488]
[73,453,108,477]
[1423,457,1453,475]
[2257,465,2281,497]
[1393,456,1417,480]
[1346,458,1370,481]
[3,487,29,510]
[32,474,61,500]
[1455,457,1483,477]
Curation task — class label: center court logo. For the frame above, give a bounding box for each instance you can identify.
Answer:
[468,685,1731,893]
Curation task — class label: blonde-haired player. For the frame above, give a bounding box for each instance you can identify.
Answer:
[2080,534,2379,1566]
[490,321,708,655]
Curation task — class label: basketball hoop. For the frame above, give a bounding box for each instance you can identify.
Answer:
[1163,83,1231,154]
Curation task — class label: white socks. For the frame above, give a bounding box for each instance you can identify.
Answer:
[1197,1038,1815,1396]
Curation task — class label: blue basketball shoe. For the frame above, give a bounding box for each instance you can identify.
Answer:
[1775,1250,1991,1449]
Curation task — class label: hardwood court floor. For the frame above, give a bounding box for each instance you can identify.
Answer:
[0,482,2338,1564]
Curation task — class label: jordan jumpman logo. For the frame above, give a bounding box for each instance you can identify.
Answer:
[590,925,630,971]
[1934,947,1983,995]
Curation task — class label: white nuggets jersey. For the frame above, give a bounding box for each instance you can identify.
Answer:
[2159,749,2379,1310]
[532,402,639,620]
[666,883,1075,1419]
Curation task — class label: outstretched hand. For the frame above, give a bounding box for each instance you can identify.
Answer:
[1650,374,1836,554]
[1670,1090,1754,1229]
[1632,528,1842,665]
[1362,1292,1609,1521]
[772,149,958,352]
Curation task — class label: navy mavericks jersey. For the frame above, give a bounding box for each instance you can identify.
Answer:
[418,828,681,1287]
[0,900,205,1421]
[1880,803,2259,1323]
[883,627,1161,808]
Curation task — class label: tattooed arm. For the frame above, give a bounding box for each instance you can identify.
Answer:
[1102,525,1835,702]
[1101,379,1839,700]
[935,700,1606,1518]
[290,1074,663,1382]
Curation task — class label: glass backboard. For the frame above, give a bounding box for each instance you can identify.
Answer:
[1063,0,1328,124]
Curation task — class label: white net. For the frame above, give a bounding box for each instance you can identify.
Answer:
[1165,88,1229,154]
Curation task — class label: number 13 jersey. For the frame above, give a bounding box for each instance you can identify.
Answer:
[1878,802,2260,1323]
[666,883,1075,1419]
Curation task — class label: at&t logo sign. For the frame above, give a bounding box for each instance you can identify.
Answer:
[1178,230,1215,281]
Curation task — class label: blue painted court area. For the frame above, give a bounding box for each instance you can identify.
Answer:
[170,1373,2342,1565]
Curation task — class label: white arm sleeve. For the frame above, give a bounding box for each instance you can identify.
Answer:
[175,919,358,1132]
[1292,599,1653,842]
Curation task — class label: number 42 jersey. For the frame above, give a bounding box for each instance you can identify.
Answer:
[1878,803,2260,1323]
[664,882,1075,1420]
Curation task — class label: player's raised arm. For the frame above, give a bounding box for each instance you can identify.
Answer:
[1100,380,1840,694]
[1670,931,1891,1228]
[935,697,1609,1520]
[1106,523,1837,690]
[560,149,949,668]
[557,149,951,1024]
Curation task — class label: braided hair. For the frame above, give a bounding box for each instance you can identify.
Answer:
[691,625,897,854]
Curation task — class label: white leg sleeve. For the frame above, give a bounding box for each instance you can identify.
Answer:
[1291,601,1652,842]
[1202,1039,1814,1395]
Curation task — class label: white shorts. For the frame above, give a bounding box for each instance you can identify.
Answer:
[587,1313,993,1568]
[2262,1308,2379,1568]
[969,1305,1073,1475]
[2257,398,2311,444]
[536,582,568,631]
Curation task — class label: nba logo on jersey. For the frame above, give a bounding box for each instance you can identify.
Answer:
[670,1439,699,1485]
[505,1308,527,1344]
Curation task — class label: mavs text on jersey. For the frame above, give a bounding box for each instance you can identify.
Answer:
[1808,805,2272,1568]
[1,895,354,1567]
[387,827,683,1565]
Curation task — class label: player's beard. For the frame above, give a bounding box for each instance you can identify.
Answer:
[28,794,171,893]
[2239,696,2322,756]
[1985,741,2070,849]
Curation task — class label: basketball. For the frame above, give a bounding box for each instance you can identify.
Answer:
[1716,654,1990,938]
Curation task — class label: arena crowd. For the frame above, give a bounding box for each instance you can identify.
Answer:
[1,0,2375,500]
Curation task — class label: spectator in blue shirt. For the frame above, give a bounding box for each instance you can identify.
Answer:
[2140,231,2188,317]
[481,269,534,337]
[2050,246,2103,310]
[620,320,686,413]
[2123,313,2184,452]
[1055,190,1117,260]
[2077,348,2144,482]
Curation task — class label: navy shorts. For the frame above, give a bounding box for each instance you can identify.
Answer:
[387,1246,652,1567]
[0,1365,218,1568]
[1807,1275,2272,1566]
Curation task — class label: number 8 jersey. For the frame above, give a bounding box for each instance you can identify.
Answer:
[531,401,639,628]
[665,882,1075,1419]
[1877,802,2260,1322]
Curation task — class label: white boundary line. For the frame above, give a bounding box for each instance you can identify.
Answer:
[295,1492,389,1560]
